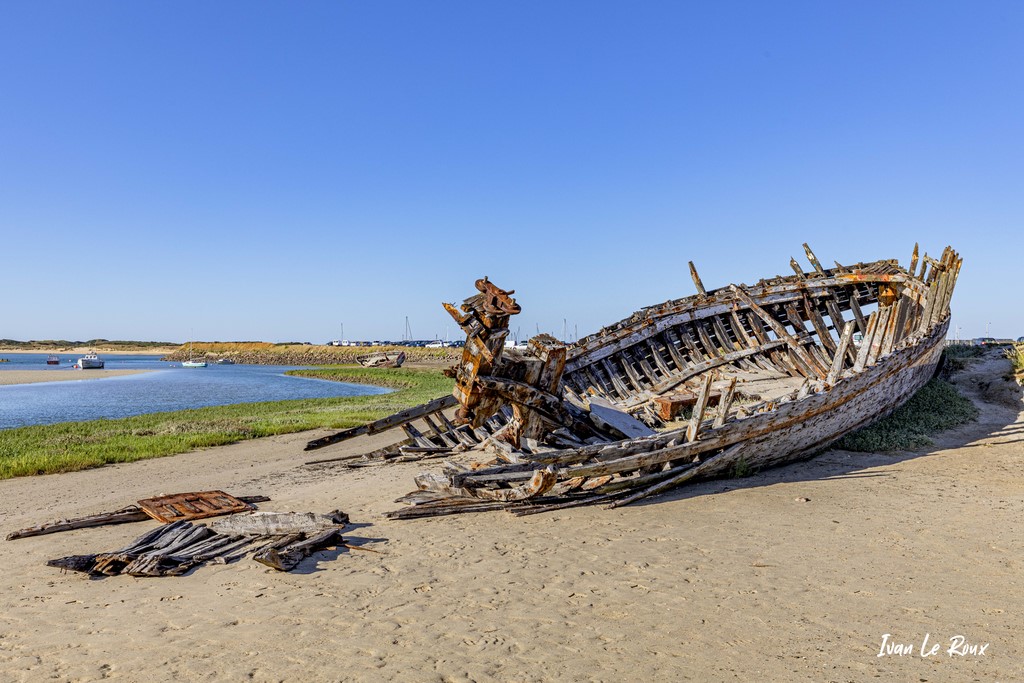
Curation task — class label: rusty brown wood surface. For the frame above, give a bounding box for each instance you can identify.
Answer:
[137,491,253,523]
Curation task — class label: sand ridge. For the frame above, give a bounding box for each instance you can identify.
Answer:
[0,369,155,386]
[0,356,1021,681]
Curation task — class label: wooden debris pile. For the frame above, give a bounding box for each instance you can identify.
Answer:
[8,491,366,578]
[7,491,269,541]
[47,511,351,577]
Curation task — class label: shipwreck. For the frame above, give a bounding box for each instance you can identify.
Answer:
[306,244,962,518]
[357,350,406,368]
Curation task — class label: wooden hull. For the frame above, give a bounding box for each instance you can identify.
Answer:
[306,244,962,517]
[591,320,947,487]
[357,351,406,368]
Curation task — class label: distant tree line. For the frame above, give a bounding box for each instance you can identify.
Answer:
[0,339,176,349]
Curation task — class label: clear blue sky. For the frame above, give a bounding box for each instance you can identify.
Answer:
[1,2,1020,343]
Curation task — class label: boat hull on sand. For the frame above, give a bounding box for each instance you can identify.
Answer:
[306,243,962,518]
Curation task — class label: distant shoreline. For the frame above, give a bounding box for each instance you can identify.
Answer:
[0,348,177,356]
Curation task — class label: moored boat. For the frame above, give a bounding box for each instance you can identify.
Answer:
[306,243,962,518]
[46,355,60,365]
[182,336,207,368]
[78,353,104,369]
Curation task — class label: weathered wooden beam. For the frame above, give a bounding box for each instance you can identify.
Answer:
[924,253,945,283]
[610,356,643,393]
[627,336,792,405]
[253,529,343,572]
[879,297,903,358]
[402,423,436,448]
[396,445,454,456]
[918,279,938,333]
[941,254,962,320]
[686,373,715,442]
[421,414,458,447]
[6,496,271,541]
[784,302,809,334]
[387,499,516,519]
[304,395,458,451]
[803,293,837,355]
[608,441,748,508]
[727,310,756,349]
[645,339,675,377]
[803,243,825,275]
[7,507,148,540]
[660,329,690,370]
[710,315,741,353]
[473,376,585,434]
[826,322,856,386]
[853,311,879,373]
[822,297,858,365]
[305,439,413,466]
[627,347,661,385]
[694,320,724,359]
[713,377,738,429]
[847,288,868,334]
[730,285,828,379]
[689,261,707,296]
[789,257,805,279]
[676,324,707,362]
[511,491,629,516]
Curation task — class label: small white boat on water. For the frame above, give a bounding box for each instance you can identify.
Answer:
[78,353,104,369]
[182,337,207,368]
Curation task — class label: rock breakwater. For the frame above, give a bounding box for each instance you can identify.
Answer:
[162,344,458,366]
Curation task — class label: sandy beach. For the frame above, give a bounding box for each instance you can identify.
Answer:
[0,356,1020,681]
[0,369,155,386]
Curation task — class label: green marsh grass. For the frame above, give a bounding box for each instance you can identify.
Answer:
[0,366,453,480]
[941,343,985,374]
[834,377,978,453]
[1006,343,1024,381]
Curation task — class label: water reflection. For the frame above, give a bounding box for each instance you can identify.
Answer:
[0,355,388,429]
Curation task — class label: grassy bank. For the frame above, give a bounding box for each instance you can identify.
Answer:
[941,343,986,374]
[1007,343,1024,382]
[834,377,979,452]
[0,366,453,480]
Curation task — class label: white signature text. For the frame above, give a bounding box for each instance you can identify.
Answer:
[877,633,989,658]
